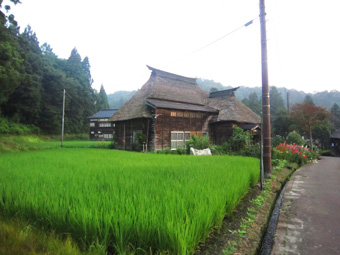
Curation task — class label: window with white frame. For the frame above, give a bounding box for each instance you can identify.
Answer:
[90,122,95,127]
[103,134,113,139]
[171,131,190,150]
[99,122,111,127]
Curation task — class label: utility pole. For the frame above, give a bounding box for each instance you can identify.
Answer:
[61,89,66,148]
[260,0,272,177]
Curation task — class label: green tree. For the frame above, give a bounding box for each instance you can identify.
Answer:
[0,2,24,108]
[312,119,334,150]
[39,53,65,134]
[330,103,340,129]
[304,94,315,105]
[270,86,286,118]
[241,92,261,115]
[3,25,43,125]
[63,48,96,133]
[272,109,292,137]
[290,102,329,151]
[96,84,109,110]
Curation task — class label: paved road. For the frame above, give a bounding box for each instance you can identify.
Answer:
[272,156,340,255]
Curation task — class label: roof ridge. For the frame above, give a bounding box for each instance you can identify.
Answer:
[147,97,205,106]
[147,65,197,84]
[209,87,240,98]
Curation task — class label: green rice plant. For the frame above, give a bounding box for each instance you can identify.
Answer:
[0,149,259,254]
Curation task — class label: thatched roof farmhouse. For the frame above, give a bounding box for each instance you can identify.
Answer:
[110,66,261,151]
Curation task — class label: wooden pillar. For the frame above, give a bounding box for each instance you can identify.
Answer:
[123,122,126,150]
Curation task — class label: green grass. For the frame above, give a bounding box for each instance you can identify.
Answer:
[0,216,105,255]
[0,149,259,254]
[0,135,111,153]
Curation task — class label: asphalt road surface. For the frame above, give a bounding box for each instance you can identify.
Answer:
[272,156,340,255]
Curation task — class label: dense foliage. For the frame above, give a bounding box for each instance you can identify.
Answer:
[210,127,260,158]
[0,2,109,134]
[0,149,259,254]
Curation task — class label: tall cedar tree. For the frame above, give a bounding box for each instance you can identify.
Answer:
[241,92,261,116]
[63,48,96,133]
[4,26,43,125]
[96,85,109,110]
[330,103,340,129]
[270,86,286,118]
[0,1,24,108]
[290,102,329,151]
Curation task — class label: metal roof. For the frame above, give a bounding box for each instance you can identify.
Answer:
[87,109,117,119]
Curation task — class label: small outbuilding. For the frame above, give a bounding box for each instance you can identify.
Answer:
[330,129,340,157]
[88,109,117,141]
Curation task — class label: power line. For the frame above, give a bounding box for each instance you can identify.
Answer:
[65,90,95,114]
[109,16,259,91]
[162,16,259,69]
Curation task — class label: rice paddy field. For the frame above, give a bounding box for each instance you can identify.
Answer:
[0,148,259,254]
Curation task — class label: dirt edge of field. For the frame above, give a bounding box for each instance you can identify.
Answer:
[194,165,297,255]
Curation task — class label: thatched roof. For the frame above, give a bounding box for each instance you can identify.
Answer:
[110,66,210,121]
[331,129,340,139]
[110,66,261,124]
[146,99,217,113]
[208,88,261,124]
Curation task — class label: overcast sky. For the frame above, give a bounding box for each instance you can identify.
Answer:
[11,0,340,94]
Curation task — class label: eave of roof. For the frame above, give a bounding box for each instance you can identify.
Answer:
[146,98,218,113]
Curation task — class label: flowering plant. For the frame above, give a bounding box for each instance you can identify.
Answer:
[273,140,312,166]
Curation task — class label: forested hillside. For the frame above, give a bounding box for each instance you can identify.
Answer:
[107,90,136,110]
[108,78,340,111]
[0,1,109,134]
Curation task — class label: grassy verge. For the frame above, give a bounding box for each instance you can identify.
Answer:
[0,216,105,255]
[0,135,111,153]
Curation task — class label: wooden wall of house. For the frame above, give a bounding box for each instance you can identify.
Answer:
[114,118,152,151]
[89,119,115,141]
[153,108,212,150]
[209,121,236,145]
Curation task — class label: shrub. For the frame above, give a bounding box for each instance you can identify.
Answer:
[228,127,252,152]
[0,118,40,135]
[215,127,260,158]
[271,135,285,147]
[186,135,210,153]
[321,150,331,156]
[287,131,305,146]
